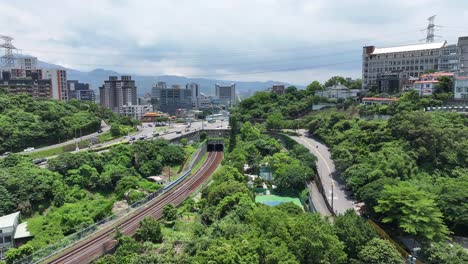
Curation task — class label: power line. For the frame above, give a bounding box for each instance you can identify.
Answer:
[185,60,360,78]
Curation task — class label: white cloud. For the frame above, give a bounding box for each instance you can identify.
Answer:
[0,0,467,85]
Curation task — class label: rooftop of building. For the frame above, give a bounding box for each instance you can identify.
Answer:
[143,112,168,117]
[325,84,350,90]
[362,97,399,101]
[414,80,439,84]
[0,212,19,229]
[369,41,446,55]
[421,72,455,78]
[14,222,32,239]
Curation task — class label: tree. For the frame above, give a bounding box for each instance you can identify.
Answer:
[163,204,177,221]
[136,217,162,243]
[5,244,34,264]
[0,185,14,215]
[435,76,453,94]
[265,111,284,131]
[306,81,323,94]
[435,175,468,230]
[286,86,298,94]
[420,241,468,264]
[334,210,378,260]
[357,238,404,264]
[375,182,450,241]
[324,76,348,88]
[275,202,303,215]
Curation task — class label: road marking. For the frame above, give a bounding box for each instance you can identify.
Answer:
[301,136,332,174]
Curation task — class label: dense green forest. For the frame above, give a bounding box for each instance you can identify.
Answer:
[0,91,137,153]
[94,123,410,264]
[89,80,468,264]
[1,139,188,263]
[232,81,468,261]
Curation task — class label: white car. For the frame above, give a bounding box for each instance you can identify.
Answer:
[23,147,35,152]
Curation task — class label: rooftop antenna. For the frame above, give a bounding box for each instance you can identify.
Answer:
[0,35,17,67]
[420,15,442,43]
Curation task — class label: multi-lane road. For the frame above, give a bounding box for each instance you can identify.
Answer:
[45,151,223,264]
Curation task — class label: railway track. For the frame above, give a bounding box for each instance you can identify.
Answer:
[46,151,223,264]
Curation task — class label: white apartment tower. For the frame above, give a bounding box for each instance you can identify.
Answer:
[41,69,68,101]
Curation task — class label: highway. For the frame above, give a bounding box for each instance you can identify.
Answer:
[46,151,223,264]
[290,130,356,215]
[22,120,110,154]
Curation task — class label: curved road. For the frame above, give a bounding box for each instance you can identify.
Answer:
[45,151,223,264]
[290,130,356,215]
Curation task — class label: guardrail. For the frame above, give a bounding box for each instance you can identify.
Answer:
[14,141,208,264]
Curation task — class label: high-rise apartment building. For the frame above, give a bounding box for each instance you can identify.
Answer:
[42,69,68,100]
[186,82,203,108]
[215,83,236,107]
[99,76,137,113]
[151,82,167,111]
[0,70,52,98]
[158,86,192,115]
[67,80,95,101]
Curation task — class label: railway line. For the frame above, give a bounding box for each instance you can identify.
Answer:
[45,151,223,264]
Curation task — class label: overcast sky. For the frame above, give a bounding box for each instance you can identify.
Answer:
[1,0,468,85]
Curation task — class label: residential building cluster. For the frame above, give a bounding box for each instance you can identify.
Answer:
[0,55,94,101]
[362,36,468,99]
[151,81,236,116]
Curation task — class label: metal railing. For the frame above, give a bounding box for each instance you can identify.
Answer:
[14,141,208,264]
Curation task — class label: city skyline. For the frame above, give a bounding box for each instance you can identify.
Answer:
[1,0,468,85]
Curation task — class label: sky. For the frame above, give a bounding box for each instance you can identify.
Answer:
[1,0,468,85]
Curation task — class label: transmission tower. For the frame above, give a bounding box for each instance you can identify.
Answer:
[0,35,17,67]
[421,15,442,43]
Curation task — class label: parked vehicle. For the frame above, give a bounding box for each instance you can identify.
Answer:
[2,152,11,156]
[176,131,182,134]
[97,129,103,133]
[23,147,35,152]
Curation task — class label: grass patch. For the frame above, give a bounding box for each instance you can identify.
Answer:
[192,153,207,172]
[25,139,92,159]
[161,213,198,243]
[97,132,115,142]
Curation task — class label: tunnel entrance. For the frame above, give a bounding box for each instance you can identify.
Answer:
[215,144,224,151]
[207,144,215,152]
[207,140,224,152]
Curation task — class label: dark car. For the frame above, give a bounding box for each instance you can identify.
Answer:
[98,129,103,133]
[176,131,182,134]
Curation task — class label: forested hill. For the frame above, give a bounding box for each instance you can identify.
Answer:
[0,91,134,153]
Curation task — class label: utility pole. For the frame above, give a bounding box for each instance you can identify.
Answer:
[331,181,334,213]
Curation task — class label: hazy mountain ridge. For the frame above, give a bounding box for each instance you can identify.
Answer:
[37,61,303,96]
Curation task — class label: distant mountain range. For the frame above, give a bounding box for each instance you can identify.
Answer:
[37,61,303,96]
